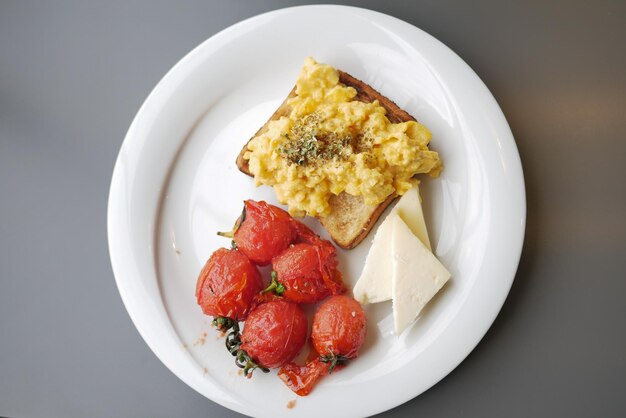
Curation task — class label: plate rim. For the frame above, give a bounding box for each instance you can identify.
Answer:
[107,4,526,417]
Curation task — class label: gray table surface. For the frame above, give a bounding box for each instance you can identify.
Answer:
[1,1,625,417]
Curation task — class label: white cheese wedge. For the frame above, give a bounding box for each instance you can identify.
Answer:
[391,214,451,335]
[353,185,431,304]
[352,213,394,304]
[394,185,432,251]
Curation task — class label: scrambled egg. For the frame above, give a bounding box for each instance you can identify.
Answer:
[244,57,442,217]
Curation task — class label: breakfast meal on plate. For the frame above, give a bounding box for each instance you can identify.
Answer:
[193,58,452,397]
[237,57,442,249]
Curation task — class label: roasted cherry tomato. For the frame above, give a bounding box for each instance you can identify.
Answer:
[278,295,366,396]
[312,295,367,363]
[234,300,307,375]
[224,200,297,266]
[271,242,344,304]
[195,247,263,321]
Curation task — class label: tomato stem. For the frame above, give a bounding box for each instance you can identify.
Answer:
[261,271,285,296]
[217,204,247,239]
[224,321,242,355]
[212,316,236,332]
[235,350,270,377]
[319,353,350,374]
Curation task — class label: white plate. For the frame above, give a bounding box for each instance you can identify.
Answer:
[108,5,525,418]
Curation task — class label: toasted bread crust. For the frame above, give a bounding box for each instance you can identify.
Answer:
[320,191,397,249]
[236,70,416,249]
[236,86,296,175]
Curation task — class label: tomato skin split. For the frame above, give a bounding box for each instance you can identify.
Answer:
[195,248,263,320]
[290,220,323,246]
[233,200,297,266]
[278,358,332,396]
[241,300,308,369]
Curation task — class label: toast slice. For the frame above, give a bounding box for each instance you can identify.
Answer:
[236,70,418,249]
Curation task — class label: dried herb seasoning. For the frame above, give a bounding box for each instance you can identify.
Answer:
[279,113,372,166]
